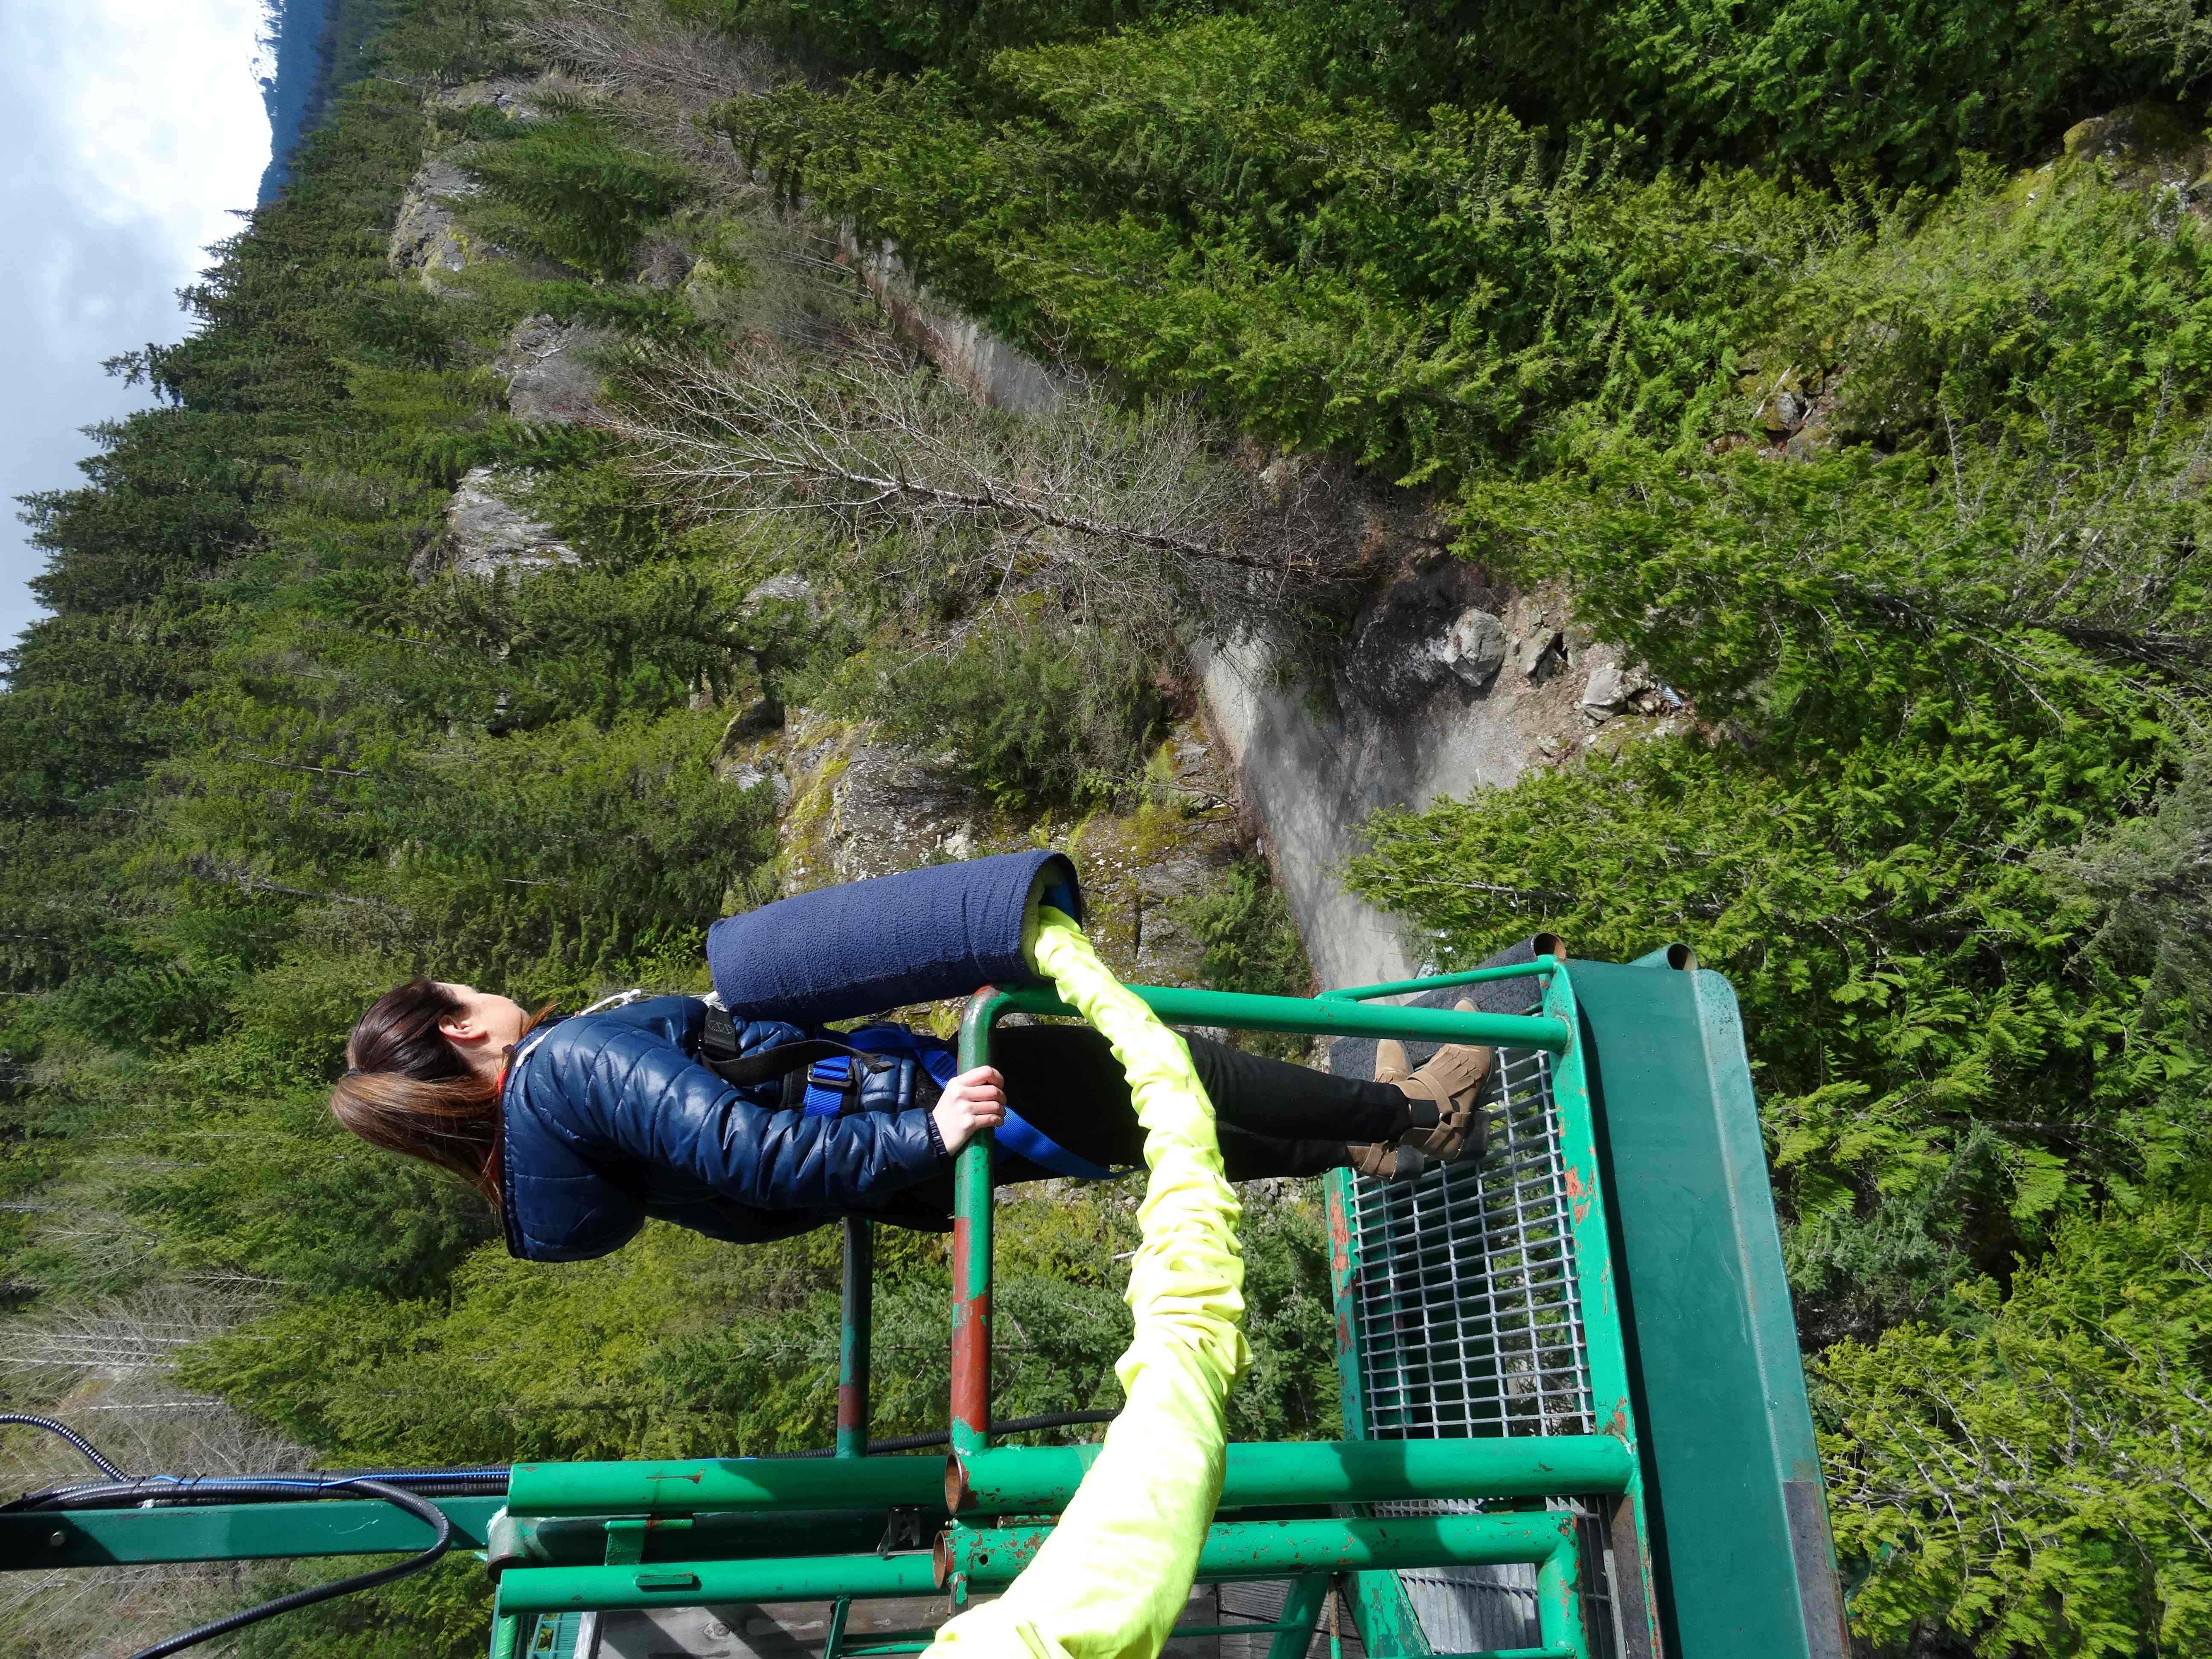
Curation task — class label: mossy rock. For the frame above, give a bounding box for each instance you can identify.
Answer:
[2058,103,2211,195]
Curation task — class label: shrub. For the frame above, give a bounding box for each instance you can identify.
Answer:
[467,112,694,277]
[835,608,1169,811]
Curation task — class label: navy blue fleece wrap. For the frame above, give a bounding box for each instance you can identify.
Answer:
[706,850,1085,1026]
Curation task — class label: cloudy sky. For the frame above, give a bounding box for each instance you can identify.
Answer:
[0,0,272,653]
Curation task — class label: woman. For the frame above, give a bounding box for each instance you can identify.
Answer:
[331,976,1490,1263]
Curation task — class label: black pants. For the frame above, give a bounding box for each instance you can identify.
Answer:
[856,1029,1409,1228]
[992,1026,1406,1180]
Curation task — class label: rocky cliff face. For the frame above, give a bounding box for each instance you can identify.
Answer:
[1199,577,1677,984]
[406,113,1668,982]
[837,245,1680,984]
[720,706,1257,991]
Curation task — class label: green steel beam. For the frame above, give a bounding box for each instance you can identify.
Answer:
[1318,959,1561,1003]
[504,1456,943,1518]
[1266,1573,1331,1659]
[984,984,1569,1052]
[838,1217,875,1460]
[1570,960,1849,1658]
[0,1494,503,1569]
[485,1508,931,1572]
[1535,962,1662,1659]
[949,1436,1634,1513]
[494,1548,941,1616]
[950,990,1002,1461]
[941,1513,1580,1589]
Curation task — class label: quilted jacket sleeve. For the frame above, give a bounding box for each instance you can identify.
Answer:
[526,1013,946,1211]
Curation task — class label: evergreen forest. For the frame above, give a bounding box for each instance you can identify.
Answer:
[7,0,2212,1653]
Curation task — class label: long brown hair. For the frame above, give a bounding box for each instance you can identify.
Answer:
[330,978,551,1209]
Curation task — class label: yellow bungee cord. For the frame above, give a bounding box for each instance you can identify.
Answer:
[925,906,1251,1659]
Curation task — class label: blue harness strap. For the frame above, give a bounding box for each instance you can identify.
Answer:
[799,1024,1126,1182]
[991,1109,1123,1182]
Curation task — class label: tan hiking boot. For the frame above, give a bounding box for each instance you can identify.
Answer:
[1376,1001,1492,1163]
[1347,1140,1431,1182]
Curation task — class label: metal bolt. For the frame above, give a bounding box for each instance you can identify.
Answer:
[48,1531,66,1549]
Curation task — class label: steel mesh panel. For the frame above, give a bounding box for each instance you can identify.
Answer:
[1349,1045,1594,1439]
[1346,1043,1618,1659]
[1216,1581,1365,1659]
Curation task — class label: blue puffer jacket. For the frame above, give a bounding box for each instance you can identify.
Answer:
[498,995,948,1262]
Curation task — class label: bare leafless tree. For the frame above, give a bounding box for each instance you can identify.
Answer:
[512,0,801,190]
[1,1286,310,1659]
[609,332,1373,647]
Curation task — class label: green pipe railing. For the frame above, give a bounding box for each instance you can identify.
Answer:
[1318,956,1561,1003]
[838,1217,875,1459]
[938,1513,1578,1587]
[945,978,1575,1466]
[937,1515,1587,1655]
[977,983,1571,1048]
[949,1435,1633,1514]
[949,990,1001,1463]
[496,1436,1629,1528]
[504,1456,943,1517]
[495,1548,941,1615]
[486,1508,932,1572]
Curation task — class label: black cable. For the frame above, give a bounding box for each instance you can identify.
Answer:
[759,1408,1121,1459]
[6,1464,511,1513]
[123,1477,452,1659]
[0,1411,128,1480]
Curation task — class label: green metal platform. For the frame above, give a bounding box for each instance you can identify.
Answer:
[3,952,1846,1659]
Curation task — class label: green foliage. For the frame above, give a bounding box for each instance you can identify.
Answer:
[669,0,1162,73]
[226,1554,492,1659]
[1774,145,2212,447]
[467,111,696,277]
[831,606,1168,810]
[727,22,1836,483]
[713,0,2212,182]
[1816,1201,2212,1653]
[177,1181,1338,1466]
[1409,0,2177,183]
[1170,858,1313,1059]
[1356,434,2212,1337]
[1173,859,1309,1000]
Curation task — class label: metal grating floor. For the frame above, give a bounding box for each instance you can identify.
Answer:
[1350,1045,1593,1440]
[1345,1043,1621,1659]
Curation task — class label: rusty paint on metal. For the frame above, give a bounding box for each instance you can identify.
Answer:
[949,1304,991,1425]
[942,1458,971,1516]
[1327,1187,1356,1353]
[949,1213,992,1444]
[1536,1532,1589,1656]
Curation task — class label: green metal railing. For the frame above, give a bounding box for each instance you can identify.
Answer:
[9,967,1663,1659]
[486,970,1632,1658]
[1322,958,1654,1656]
[943,977,1574,1470]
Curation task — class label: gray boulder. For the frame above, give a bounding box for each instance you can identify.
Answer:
[494,316,611,425]
[439,469,579,579]
[1439,606,1508,689]
[1340,573,1508,713]
[387,157,485,282]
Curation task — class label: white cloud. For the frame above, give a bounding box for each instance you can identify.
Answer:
[5,0,270,285]
[0,0,272,646]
